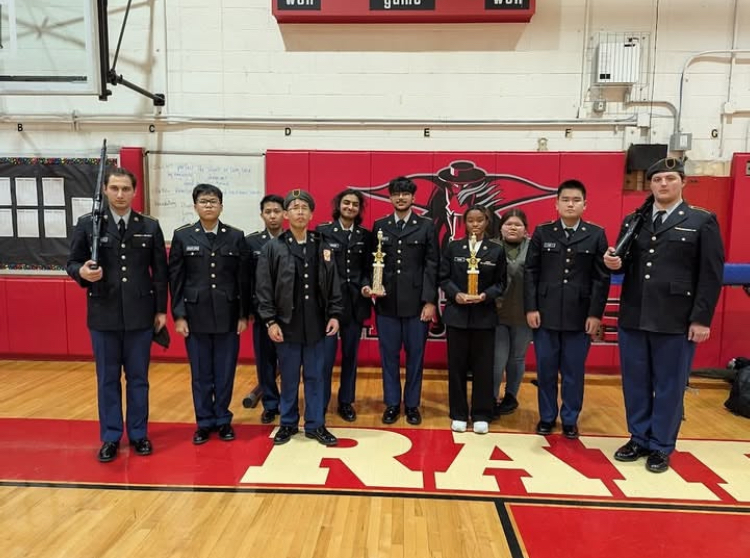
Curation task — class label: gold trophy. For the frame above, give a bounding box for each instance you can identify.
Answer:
[371,230,386,297]
[466,233,481,298]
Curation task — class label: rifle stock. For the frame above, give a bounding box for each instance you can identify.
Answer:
[611,194,654,259]
[89,139,108,269]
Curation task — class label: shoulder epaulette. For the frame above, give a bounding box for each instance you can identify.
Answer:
[140,213,158,222]
[175,222,193,231]
[538,220,555,226]
[690,205,711,214]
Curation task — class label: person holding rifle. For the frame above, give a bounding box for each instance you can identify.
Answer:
[604,157,724,473]
[67,167,168,463]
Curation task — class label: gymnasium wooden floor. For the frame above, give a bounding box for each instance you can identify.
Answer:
[1,359,749,558]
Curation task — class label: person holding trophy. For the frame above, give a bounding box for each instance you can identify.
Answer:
[363,176,439,426]
[439,205,507,434]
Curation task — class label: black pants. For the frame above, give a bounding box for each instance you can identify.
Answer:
[446,327,495,422]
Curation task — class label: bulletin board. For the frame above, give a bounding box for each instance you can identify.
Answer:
[145,151,266,240]
[0,157,107,272]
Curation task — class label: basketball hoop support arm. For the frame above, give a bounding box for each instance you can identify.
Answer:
[97,0,165,106]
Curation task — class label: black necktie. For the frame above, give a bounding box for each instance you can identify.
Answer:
[397,220,405,231]
[206,232,216,245]
[564,227,575,239]
[653,210,666,231]
[118,219,126,237]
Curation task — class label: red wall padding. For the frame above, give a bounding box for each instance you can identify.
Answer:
[0,149,747,372]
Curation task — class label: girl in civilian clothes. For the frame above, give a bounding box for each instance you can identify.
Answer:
[492,209,533,418]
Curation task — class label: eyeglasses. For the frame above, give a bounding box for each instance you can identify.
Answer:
[196,199,221,207]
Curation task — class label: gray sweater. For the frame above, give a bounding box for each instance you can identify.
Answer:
[493,236,529,327]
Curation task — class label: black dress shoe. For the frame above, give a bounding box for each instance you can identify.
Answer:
[495,393,519,416]
[562,424,579,439]
[261,408,279,424]
[97,441,119,463]
[382,405,400,424]
[646,451,670,473]
[218,424,235,441]
[273,425,299,445]
[337,403,357,422]
[193,428,211,445]
[305,426,338,446]
[614,440,650,462]
[130,438,153,455]
[535,421,555,435]
[405,407,422,425]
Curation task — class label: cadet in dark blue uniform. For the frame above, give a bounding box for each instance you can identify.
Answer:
[67,167,168,463]
[316,189,373,422]
[246,194,285,424]
[604,158,724,473]
[524,179,610,439]
[169,184,250,445]
[439,205,507,434]
[255,190,344,446]
[363,176,439,426]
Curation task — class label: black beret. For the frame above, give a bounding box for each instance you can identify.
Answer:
[646,157,685,180]
[284,189,315,211]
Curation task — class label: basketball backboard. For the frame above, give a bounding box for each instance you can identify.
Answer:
[0,0,100,95]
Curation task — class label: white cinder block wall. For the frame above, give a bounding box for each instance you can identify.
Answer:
[1,0,750,173]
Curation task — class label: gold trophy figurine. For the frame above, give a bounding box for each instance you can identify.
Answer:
[466,233,481,298]
[370,230,386,297]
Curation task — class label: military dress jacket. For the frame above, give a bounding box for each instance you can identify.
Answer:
[369,213,440,318]
[616,201,724,334]
[316,221,373,325]
[524,219,610,331]
[168,221,250,334]
[439,239,507,330]
[246,229,278,319]
[67,209,168,332]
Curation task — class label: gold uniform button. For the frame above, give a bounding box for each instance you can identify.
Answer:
[304,273,309,278]
[212,284,216,289]
[211,252,216,257]
[305,295,310,300]
[305,284,309,289]
[211,263,216,268]
[121,243,126,248]
[646,262,652,267]
[567,248,572,253]
[397,269,401,274]
[122,277,128,282]
[121,266,127,271]
[211,273,216,278]
[563,279,568,284]
[121,255,126,260]
[649,249,655,253]
[651,236,657,241]
[645,274,651,279]
[564,269,569,274]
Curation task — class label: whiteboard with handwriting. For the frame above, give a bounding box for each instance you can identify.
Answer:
[146,152,264,241]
